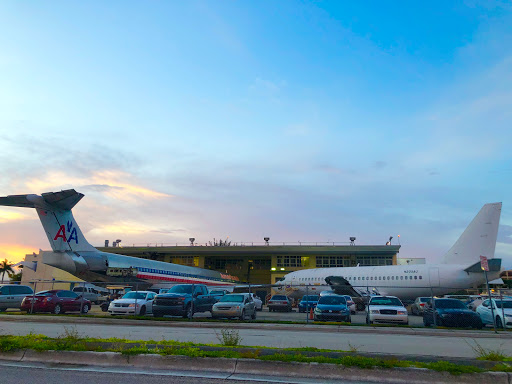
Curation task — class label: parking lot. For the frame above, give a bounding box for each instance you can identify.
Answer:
[78,304,425,327]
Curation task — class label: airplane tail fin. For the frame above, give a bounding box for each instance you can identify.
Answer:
[442,202,502,265]
[0,189,96,253]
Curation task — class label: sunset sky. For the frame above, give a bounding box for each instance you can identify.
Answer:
[1,2,511,267]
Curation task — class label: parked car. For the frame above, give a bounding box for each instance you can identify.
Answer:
[108,291,156,316]
[298,295,320,313]
[152,284,217,318]
[313,295,351,322]
[476,299,512,329]
[210,289,230,301]
[211,293,257,320]
[423,298,483,329]
[268,295,293,312]
[20,290,91,314]
[341,295,356,314]
[410,297,431,315]
[366,296,408,325]
[0,284,34,311]
[250,293,263,311]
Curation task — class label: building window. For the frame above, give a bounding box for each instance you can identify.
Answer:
[355,256,393,266]
[276,255,302,267]
[315,256,350,268]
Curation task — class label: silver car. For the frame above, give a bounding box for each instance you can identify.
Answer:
[211,293,257,320]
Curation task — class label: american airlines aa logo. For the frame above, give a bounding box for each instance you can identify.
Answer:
[53,221,79,244]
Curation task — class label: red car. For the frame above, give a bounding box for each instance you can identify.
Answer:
[21,290,91,314]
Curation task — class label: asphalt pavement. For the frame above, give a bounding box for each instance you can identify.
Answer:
[0,360,376,384]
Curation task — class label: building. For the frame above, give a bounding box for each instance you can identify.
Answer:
[97,243,401,285]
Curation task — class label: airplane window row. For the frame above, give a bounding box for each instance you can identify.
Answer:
[297,275,423,282]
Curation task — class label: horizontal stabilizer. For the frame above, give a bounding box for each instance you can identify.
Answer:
[0,189,83,211]
[464,258,501,273]
[41,190,84,210]
[0,194,38,208]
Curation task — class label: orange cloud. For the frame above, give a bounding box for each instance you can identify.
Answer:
[0,208,32,223]
[23,170,172,202]
[0,244,38,265]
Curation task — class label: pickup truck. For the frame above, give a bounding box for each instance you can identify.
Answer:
[152,284,218,319]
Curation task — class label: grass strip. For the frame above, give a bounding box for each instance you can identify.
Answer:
[0,334,511,375]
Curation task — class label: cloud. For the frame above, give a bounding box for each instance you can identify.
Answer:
[0,244,39,264]
[0,208,32,223]
[498,224,512,245]
[19,170,171,203]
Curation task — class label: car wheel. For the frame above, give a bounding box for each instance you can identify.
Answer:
[239,310,245,321]
[183,305,193,319]
[251,311,256,320]
[269,308,273,312]
[53,304,62,315]
[423,316,430,327]
[81,304,90,314]
[139,306,146,316]
[496,317,503,329]
[0,308,5,312]
[473,318,484,330]
[366,315,372,325]
[347,316,351,323]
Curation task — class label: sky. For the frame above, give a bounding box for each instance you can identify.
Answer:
[0,1,512,266]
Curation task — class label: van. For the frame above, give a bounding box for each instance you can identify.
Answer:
[0,284,34,311]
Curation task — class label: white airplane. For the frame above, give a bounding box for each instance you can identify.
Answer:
[276,203,505,301]
[0,189,238,288]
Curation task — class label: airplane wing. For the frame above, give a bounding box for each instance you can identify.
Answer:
[324,276,364,297]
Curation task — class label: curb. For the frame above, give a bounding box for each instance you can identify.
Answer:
[0,350,510,384]
[2,314,510,339]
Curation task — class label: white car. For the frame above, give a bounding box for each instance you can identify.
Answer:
[476,299,512,329]
[250,293,263,311]
[108,291,156,316]
[366,295,408,325]
[341,295,356,314]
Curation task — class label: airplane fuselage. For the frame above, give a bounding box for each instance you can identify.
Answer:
[277,264,500,301]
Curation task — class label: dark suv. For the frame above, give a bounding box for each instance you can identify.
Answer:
[423,298,483,329]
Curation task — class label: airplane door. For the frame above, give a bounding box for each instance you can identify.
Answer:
[429,268,440,287]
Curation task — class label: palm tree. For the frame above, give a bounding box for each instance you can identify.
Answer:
[0,259,14,283]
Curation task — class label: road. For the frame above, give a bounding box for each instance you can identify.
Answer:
[1,316,510,358]
[0,361,375,384]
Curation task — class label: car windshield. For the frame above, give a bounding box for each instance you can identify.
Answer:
[435,299,467,309]
[168,285,193,294]
[302,296,319,301]
[220,295,244,303]
[271,295,287,300]
[370,297,403,306]
[495,301,512,309]
[122,292,147,300]
[420,298,430,302]
[318,296,346,305]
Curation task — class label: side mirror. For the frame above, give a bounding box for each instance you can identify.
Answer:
[193,292,200,298]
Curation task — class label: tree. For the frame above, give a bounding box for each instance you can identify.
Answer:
[0,259,14,283]
[10,271,22,282]
[208,238,232,247]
